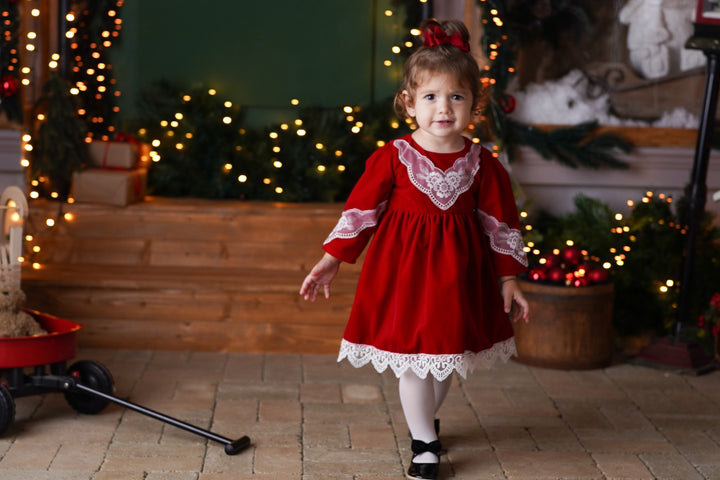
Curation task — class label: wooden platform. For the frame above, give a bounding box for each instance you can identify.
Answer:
[20,197,359,354]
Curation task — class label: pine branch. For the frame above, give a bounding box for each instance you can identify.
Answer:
[503,117,632,169]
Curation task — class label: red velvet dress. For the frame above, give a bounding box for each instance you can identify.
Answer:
[323,135,527,380]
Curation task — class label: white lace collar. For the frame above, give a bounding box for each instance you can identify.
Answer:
[394,139,480,210]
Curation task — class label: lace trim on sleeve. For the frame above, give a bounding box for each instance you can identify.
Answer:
[323,201,388,245]
[476,209,528,267]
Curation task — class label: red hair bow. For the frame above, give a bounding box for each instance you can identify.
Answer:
[422,24,469,52]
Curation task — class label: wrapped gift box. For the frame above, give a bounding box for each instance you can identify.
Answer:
[71,168,147,206]
[88,141,150,170]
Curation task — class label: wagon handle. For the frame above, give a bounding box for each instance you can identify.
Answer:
[68,381,251,455]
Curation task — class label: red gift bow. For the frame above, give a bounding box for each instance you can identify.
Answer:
[99,133,140,170]
[422,24,469,52]
[115,132,140,145]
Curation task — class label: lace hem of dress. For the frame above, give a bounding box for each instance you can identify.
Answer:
[337,338,517,381]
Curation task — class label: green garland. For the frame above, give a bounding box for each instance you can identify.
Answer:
[132,81,411,201]
[0,0,23,124]
[30,73,89,200]
[65,0,123,140]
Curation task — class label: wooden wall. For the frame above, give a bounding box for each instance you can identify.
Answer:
[21,198,360,354]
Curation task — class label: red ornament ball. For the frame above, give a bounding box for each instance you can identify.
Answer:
[496,94,516,114]
[0,76,19,97]
[546,266,566,284]
[588,267,611,284]
[541,253,562,268]
[528,267,547,281]
[560,245,582,265]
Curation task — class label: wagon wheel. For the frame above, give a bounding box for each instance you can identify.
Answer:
[64,360,115,414]
[0,384,15,436]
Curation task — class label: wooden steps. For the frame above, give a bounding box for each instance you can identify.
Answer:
[20,198,359,353]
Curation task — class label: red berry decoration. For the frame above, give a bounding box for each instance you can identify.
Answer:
[0,76,19,97]
[560,245,582,265]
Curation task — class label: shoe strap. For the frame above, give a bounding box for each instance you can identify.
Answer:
[410,439,442,455]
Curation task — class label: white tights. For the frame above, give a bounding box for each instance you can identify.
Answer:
[398,371,452,463]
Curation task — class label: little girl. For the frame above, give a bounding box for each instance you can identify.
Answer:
[300,19,529,480]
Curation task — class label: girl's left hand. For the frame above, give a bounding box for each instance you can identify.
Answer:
[500,277,530,323]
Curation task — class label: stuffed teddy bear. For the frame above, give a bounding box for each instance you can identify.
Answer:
[0,289,47,337]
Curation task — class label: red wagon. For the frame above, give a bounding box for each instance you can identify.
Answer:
[0,310,250,455]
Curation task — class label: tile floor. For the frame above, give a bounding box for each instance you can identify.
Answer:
[1,349,719,480]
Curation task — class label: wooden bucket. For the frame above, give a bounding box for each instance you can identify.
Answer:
[513,279,615,370]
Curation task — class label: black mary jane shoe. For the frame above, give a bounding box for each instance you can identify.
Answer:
[407,439,441,480]
[408,420,446,456]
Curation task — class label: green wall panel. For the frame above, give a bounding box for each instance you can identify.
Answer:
[112,0,405,126]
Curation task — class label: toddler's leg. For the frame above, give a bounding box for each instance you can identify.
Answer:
[399,371,438,464]
[433,375,452,414]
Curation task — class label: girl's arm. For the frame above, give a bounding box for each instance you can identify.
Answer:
[300,252,342,302]
[500,276,530,323]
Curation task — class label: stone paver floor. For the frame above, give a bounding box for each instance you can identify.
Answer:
[1,349,719,480]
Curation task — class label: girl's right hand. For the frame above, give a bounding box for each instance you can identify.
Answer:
[300,253,341,302]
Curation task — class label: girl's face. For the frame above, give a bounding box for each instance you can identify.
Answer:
[403,71,473,153]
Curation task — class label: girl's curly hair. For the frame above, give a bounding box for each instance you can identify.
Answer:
[393,19,484,120]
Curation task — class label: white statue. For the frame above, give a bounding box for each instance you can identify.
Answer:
[619,0,704,79]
